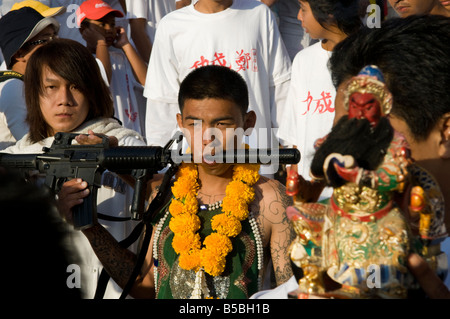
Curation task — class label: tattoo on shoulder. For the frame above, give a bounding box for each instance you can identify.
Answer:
[252,178,295,284]
[261,178,293,214]
[274,180,294,209]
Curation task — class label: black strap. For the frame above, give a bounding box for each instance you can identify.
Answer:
[94,164,178,299]
[0,71,23,83]
[93,221,145,299]
[119,164,178,299]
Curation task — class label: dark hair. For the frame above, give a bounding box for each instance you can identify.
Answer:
[24,38,114,143]
[178,65,249,115]
[301,0,363,35]
[330,15,450,141]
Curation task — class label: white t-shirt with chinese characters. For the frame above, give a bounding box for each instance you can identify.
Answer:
[125,0,176,44]
[0,78,28,150]
[144,0,291,174]
[106,47,146,138]
[278,41,335,197]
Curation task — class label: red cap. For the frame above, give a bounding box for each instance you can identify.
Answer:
[76,0,123,26]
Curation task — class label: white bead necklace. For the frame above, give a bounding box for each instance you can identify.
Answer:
[199,200,223,211]
[153,210,170,289]
[249,212,264,289]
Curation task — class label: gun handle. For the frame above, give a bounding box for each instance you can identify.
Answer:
[131,169,151,220]
[73,185,97,230]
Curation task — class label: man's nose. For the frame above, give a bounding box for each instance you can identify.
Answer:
[58,86,75,106]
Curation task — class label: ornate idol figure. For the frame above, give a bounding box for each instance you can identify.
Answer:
[286,66,447,299]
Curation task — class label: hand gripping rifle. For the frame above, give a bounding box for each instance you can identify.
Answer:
[0,131,300,297]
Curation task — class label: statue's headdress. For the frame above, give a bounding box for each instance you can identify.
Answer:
[344,65,393,116]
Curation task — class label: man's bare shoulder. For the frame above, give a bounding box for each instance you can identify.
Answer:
[255,176,290,201]
[252,176,293,219]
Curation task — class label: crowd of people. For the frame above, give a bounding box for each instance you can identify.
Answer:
[0,0,449,300]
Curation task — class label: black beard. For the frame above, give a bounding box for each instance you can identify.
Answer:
[310,116,394,179]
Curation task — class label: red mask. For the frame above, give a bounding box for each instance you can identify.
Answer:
[347,92,382,126]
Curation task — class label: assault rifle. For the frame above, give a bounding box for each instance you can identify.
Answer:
[0,132,300,230]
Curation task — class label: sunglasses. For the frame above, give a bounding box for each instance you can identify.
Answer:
[25,35,57,48]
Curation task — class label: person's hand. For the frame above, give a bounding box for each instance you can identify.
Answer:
[75,130,118,147]
[81,23,106,47]
[114,26,130,49]
[407,253,450,299]
[57,178,90,224]
[285,168,325,203]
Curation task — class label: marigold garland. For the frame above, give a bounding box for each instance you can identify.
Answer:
[169,162,260,277]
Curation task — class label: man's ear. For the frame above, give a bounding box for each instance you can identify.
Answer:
[438,113,450,159]
[243,110,256,133]
[176,113,183,129]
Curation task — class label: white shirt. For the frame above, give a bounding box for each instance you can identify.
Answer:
[250,275,298,299]
[278,42,335,196]
[107,48,146,137]
[144,0,291,175]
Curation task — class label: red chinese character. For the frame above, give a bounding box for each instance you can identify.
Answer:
[235,50,251,71]
[211,52,231,68]
[301,91,314,115]
[252,49,258,72]
[190,56,210,69]
[313,91,334,114]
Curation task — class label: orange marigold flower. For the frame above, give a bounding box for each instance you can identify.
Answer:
[172,178,198,199]
[225,180,255,204]
[183,194,198,215]
[203,233,233,257]
[201,249,227,277]
[176,163,197,179]
[172,164,199,199]
[169,214,201,234]
[169,199,184,217]
[172,232,201,254]
[222,197,249,220]
[179,249,201,271]
[233,164,260,185]
[211,214,242,237]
